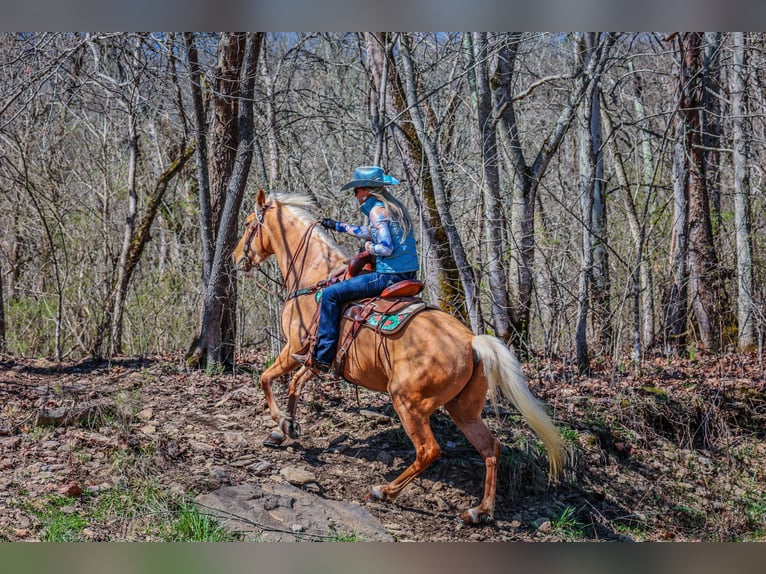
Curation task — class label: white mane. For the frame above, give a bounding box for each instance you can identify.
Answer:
[268,192,346,255]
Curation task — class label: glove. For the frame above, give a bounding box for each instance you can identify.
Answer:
[320,217,338,231]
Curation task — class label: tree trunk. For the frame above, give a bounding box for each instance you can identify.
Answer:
[575,33,598,375]
[184,32,214,287]
[188,32,264,369]
[586,34,611,353]
[471,32,511,341]
[730,32,755,351]
[0,256,5,353]
[109,111,139,355]
[680,32,721,353]
[665,137,689,356]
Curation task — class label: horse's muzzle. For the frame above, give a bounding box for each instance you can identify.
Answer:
[233,254,253,273]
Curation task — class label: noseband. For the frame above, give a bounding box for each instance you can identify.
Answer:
[240,201,273,264]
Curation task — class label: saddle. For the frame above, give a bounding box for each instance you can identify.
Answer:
[301,279,430,377]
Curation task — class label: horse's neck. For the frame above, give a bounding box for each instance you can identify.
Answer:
[273,214,345,289]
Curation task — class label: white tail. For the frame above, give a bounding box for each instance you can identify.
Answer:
[471,335,565,478]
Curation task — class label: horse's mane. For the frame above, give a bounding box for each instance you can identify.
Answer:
[268,192,346,256]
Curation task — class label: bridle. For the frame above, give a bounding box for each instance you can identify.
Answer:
[240,200,273,265]
[239,200,327,298]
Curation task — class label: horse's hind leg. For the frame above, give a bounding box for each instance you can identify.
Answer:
[368,396,440,502]
[444,372,501,524]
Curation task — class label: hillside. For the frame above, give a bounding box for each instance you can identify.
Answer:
[0,352,764,541]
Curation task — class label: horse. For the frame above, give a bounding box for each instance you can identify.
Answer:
[232,189,564,524]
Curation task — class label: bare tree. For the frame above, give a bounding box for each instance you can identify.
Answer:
[493,32,614,352]
[186,32,263,368]
[730,32,755,351]
[365,33,478,328]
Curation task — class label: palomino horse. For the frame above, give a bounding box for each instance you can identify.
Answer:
[233,189,564,524]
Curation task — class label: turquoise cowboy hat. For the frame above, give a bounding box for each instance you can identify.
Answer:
[340,165,400,191]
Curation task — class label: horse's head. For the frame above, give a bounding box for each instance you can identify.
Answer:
[233,189,273,272]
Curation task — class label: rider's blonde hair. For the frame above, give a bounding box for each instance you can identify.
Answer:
[367,187,415,237]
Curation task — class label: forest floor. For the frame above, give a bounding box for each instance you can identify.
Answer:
[0,350,765,542]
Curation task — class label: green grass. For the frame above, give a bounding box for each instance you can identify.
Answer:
[24,482,240,542]
[166,502,240,542]
[551,506,585,540]
[24,496,88,542]
[327,528,362,542]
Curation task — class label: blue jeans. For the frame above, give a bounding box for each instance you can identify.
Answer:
[313,271,417,366]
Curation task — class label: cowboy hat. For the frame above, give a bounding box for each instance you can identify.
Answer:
[340,165,400,191]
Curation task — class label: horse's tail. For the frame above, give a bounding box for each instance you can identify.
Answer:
[471,335,565,479]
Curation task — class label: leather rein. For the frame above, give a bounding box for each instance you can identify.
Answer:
[241,201,338,300]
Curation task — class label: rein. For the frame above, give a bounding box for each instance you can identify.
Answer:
[243,201,336,300]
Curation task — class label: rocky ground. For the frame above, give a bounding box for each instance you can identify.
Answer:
[0,351,764,542]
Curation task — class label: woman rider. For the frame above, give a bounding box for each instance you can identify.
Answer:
[292,165,419,374]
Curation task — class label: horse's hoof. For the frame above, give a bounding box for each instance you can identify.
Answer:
[366,485,387,501]
[263,430,285,448]
[287,420,301,439]
[457,507,491,525]
[279,418,302,439]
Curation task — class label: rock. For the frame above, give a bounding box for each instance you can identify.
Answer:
[248,460,272,475]
[532,518,551,532]
[359,409,391,423]
[376,451,394,466]
[136,408,153,421]
[209,467,230,483]
[195,482,394,541]
[57,481,83,497]
[279,466,316,486]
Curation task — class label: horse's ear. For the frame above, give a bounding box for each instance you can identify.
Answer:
[256,188,266,210]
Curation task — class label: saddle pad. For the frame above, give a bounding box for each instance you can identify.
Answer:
[342,299,428,335]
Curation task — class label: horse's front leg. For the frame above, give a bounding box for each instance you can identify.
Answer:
[259,349,302,447]
[279,367,314,439]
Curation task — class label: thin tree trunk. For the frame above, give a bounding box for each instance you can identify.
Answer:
[586,34,611,353]
[0,257,5,353]
[731,32,755,350]
[575,33,598,375]
[629,63,657,349]
[472,32,511,341]
[184,32,214,287]
[665,138,689,355]
[110,111,139,354]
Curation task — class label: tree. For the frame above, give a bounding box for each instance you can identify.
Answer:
[186,32,264,368]
[492,32,614,352]
[574,32,609,375]
[467,32,512,341]
[730,32,755,351]
[676,32,722,352]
